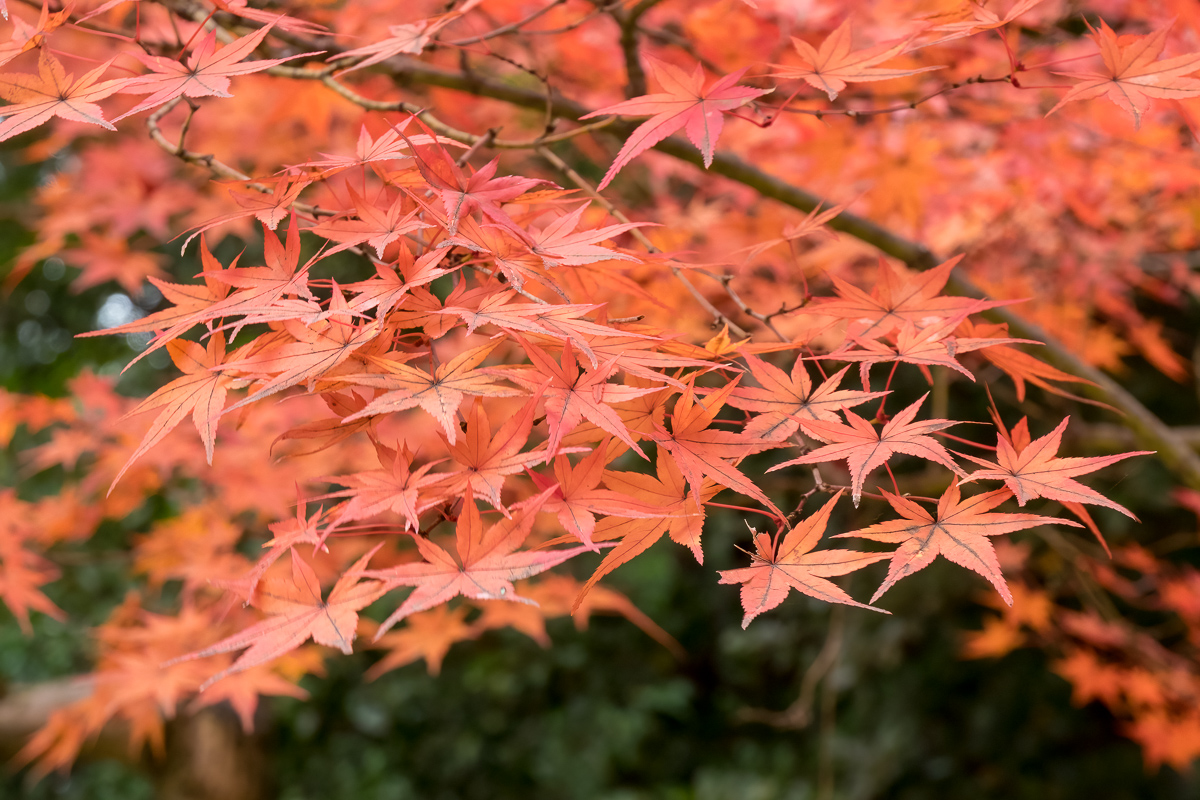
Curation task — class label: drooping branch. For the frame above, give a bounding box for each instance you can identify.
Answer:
[144,0,1200,490]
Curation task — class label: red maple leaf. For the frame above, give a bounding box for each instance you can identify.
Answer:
[718,491,890,627]
[959,416,1152,520]
[836,481,1074,605]
[0,50,123,141]
[361,490,594,636]
[770,20,940,100]
[581,56,770,190]
[769,393,964,506]
[725,352,885,442]
[1047,20,1200,128]
[175,548,385,690]
[114,24,321,121]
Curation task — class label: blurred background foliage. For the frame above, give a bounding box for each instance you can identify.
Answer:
[3,144,1199,800]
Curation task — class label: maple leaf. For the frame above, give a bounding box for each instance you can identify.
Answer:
[771,20,941,100]
[346,246,451,318]
[333,12,461,75]
[959,416,1152,520]
[439,291,652,366]
[0,2,72,69]
[305,121,450,175]
[528,444,669,550]
[961,320,1093,402]
[769,393,964,506]
[0,492,65,633]
[1047,20,1200,128]
[650,379,783,517]
[176,548,386,690]
[737,201,847,263]
[524,202,648,267]
[836,481,1074,605]
[110,331,234,491]
[719,492,890,627]
[114,25,321,121]
[308,186,431,258]
[447,216,559,295]
[366,605,477,678]
[341,339,520,444]
[831,311,1038,385]
[502,338,660,458]
[580,57,771,189]
[929,0,1046,41]
[590,451,717,570]
[213,0,330,36]
[725,353,886,442]
[219,281,381,413]
[361,490,594,636]
[409,143,546,236]
[177,176,315,254]
[431,395,557,511]
[0,50,123,141]
[797,256,1005,342]
[324,442,445,536]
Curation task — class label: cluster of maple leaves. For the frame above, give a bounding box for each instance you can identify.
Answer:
[2,0,1200,775]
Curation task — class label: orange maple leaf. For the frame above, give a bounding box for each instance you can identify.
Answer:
[929,0,1046,41]
[527,443,670,550]
[771,20,940,100]
[797,256,1003,342]
[111,331,234,491]
[651,379,783,517]
[176,548,385,690]
[342,339,520,444]
[505,338,660,458]
[770,393,964,506]
[959,416,1152,519]
[565,453,718,608]
[431,395,558,511]
[836,481,1074,605]
[0,50,123,141]
[1047,20,1200,128]
[725,352,886,442]
[366,605,478,679]
[323,442,445,536]
[362,490,595,636]
[581,57,770,189]
[114,24,321,121]
[719,492,890,627]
